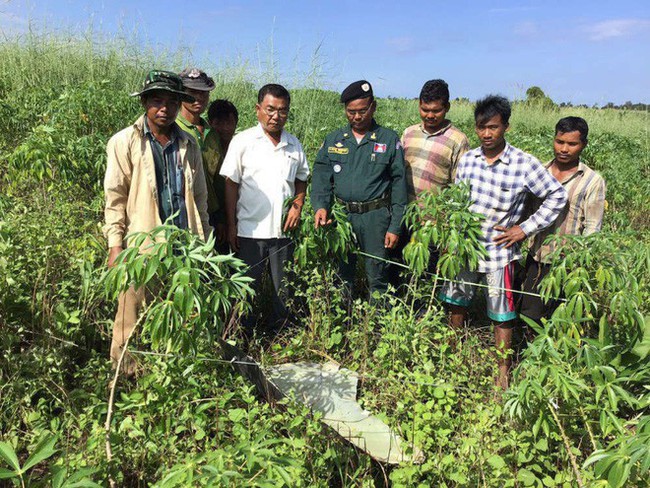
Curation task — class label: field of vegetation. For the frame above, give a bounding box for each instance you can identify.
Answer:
[1,33,649,487]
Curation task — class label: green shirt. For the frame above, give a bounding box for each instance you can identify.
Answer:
[176,115,224,220]
[311,120,407,234]
[176,115,208,147]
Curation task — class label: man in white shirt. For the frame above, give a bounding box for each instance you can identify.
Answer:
[220,84,309,337]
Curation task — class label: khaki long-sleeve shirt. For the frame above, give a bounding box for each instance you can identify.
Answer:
[103,115,211,250]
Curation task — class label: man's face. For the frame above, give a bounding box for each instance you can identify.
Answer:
[182,88,210,117]
[553,130,585,165]
[419,99,450,133]
[209,114,237,141]
[256,94,289,136]
[144,91,181,130]
[475,114,508,152]
[345,97,375,133]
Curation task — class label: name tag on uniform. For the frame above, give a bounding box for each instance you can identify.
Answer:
[373,143,386,153]
[328,147,349,155]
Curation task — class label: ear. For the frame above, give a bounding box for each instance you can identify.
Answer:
[505,123,511,133]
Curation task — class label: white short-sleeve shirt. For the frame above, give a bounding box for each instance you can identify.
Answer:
[220,123,310,239]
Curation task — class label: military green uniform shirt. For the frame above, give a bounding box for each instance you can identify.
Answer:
[311,120,407,234]
[311,120,407,293]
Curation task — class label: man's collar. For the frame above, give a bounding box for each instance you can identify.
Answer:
[478,142,512,164]
[143,116,180,143]
[255,122,289,147]
[176,114,207,130]
[545,158,586,183]
[545,158,586,170]
[343,119,380,141]
[420,120,451,136]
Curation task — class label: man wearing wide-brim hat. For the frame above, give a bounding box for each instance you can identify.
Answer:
[103,70,211,374]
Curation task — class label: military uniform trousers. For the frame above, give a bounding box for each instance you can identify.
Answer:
[340,206,392,294]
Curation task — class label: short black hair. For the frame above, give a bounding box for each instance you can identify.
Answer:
[257,83,290,104]
[207,99,239,123]
[555,116,589,144]
[419,79,450,104]
[474,95,511,125]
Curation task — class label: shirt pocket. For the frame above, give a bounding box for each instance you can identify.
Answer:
[372,150,390,166]
[281,152,299,182]
[495,182,523,211]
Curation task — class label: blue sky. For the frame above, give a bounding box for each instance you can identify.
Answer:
[1,0,649,105]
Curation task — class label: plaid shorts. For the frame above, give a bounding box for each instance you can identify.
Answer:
[438,262,518,322]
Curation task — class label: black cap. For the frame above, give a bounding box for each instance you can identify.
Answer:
[340,80,373,104]
[179,67,216,92]
[131,70,195,102]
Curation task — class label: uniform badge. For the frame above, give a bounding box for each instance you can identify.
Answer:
[328,146,349,155]
[335,142,344,148]
[343,133,349,137]
[333,164,342,173]
[396,140,402,150]
[373,143,387,153]
[370,133,377,140]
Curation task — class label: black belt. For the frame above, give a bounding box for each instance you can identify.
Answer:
[335,192,390,214]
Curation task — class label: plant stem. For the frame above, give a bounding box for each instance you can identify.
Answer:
[104,298,153,487]
[548,401,585,488]
[579,407,598,452]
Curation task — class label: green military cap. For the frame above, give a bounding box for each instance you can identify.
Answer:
[340,80,373,104]
[131,70,195,102]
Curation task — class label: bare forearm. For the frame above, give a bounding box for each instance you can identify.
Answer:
[294,179,307,206]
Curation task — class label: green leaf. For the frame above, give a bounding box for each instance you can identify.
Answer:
[486,454,506,470]
[0,467,17,479]
[228,408,246,423]
[517,468,538,486]
[22,434,57,471]
[0,442,20,472]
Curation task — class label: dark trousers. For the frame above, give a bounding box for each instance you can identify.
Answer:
[340,206,392,295]
[518,254,560,322]
[238,237,294,331]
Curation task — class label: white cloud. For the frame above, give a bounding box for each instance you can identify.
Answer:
[585,19,650,41]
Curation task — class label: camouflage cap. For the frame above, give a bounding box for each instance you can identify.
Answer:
[130,70,195,102]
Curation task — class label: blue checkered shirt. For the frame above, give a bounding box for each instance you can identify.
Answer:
[456,143,567,272]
